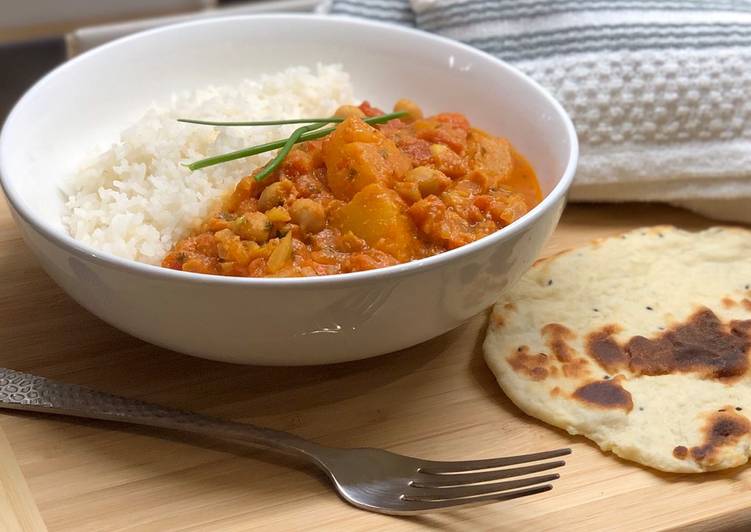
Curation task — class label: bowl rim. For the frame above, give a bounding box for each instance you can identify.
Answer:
[0,13,578,287]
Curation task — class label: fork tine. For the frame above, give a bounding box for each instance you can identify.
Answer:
[403,484,553,510]
[414,460,565,487]
[419,448,571,473]
[407,473,559,500]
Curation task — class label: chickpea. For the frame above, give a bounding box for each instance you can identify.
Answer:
[258,181,291,212]
[289,198,326,235]
[393,98,422,123]
[232,211,271,243]
[333,105,365,119]
[405,166,451,197]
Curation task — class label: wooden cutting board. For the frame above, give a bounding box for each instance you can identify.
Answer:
[1,198,749,531]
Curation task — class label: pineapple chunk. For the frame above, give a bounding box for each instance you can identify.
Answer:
[334,184,419,262]
[467,128,513,189]
[323,116,410,200]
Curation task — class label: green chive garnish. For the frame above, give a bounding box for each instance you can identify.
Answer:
[177,117,346,126]
[252,122,327,182]
[181,111,407,174]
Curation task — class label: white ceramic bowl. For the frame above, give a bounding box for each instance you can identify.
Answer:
[0,15,577,365]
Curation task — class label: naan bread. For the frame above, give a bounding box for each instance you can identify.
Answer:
[484,226,751,473]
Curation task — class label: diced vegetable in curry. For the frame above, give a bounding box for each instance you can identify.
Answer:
[162,100,542,277]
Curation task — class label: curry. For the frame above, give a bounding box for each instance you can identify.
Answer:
[162,100,542,277]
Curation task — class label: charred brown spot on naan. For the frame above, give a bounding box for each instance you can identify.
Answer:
[743,299,751,312]
[551,386,562,397]
[586,324,627,374]
[562,357,591,379]
[722,297,737,309]
[627,308,749,380]
[673,446,688,460]
[533,249,572,268]
[572,377,633,412]
[732,319,751,337]
[491,303,516,328]
[507,347,550,381]
[542,323,576,362]
[689,410,751,465]
[490,311,505,327]
[585,308,751,381]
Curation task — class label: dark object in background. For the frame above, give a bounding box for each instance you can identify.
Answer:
[0,38,66,124]
[0,0,287,126]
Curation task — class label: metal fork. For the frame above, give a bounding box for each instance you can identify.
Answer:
[0,367,570,514]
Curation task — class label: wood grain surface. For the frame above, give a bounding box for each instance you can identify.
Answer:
[0,425,47,532]
[1,198,749,531]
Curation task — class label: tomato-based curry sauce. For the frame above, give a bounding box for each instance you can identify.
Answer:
[162,100,542,277]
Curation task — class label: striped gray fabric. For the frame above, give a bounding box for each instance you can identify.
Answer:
[464,23,751,62]
[327,0,416,26]
[419,0,751,30]
[324,0,751,222]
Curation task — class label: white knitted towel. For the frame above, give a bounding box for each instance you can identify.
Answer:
[325,0,751,223]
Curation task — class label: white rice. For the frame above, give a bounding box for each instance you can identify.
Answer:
[62,64,354,264]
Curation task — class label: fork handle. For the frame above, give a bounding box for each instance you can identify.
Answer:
[0,367,324,462]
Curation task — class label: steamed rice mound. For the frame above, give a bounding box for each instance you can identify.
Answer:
[62,64,354,264]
